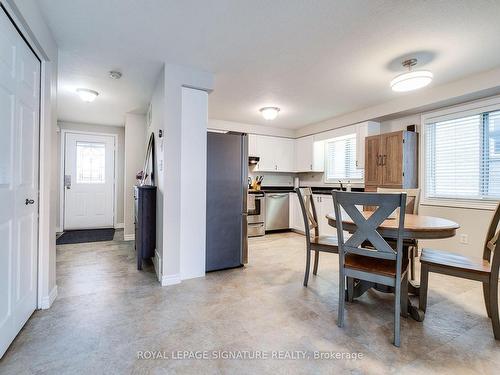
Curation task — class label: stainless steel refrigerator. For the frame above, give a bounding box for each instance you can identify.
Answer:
[206,132,248,271]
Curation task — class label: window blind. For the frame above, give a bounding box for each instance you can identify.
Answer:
[325,133,362,182]
[425,110,500,201]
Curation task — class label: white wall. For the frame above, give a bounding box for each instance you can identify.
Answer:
[162,64,213,285]
[57,121,125,231]
[123,114,146,238]
[6,0,59,308]
[148,64,213,285]
[180,88,208,280]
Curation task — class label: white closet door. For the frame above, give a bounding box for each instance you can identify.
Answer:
[0,9,40,358]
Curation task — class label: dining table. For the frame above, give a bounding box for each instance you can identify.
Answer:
[326,210,460,321]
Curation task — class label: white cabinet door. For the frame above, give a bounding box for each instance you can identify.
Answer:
[275,137,294,172]
[248,134,258,157]
[256,135,275,171]
[294,136,324,172]
[356,121,380,169]
[318,195,337,236]
[295,136,313,172]
[289,192,305,232]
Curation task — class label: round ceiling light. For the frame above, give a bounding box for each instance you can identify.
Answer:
[76,88,99,102]
[260,107,280,120]
[390,58,433,92]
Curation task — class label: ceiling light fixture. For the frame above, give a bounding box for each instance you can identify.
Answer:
[76,88,99,102]
[109,70,122,80]
[390,58,433,92]
[260,107,280,120]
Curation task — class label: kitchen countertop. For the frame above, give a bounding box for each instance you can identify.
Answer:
[258,186,365,195]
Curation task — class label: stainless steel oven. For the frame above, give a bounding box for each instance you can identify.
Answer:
[247,191,265,237]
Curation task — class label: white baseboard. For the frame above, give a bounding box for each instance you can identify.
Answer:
[153,250,161,282]
[40,285,58,309]
[123,234,135,241]
[115,223,124,229]
[161,273,181,286]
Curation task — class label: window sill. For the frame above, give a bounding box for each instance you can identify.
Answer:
[421,198,498,211]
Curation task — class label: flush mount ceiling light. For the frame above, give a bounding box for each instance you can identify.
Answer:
[260,107,280,120]
[390,58,433,92]
[76,88,99,102]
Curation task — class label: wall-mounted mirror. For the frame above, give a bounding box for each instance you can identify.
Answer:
[140,132,155,186]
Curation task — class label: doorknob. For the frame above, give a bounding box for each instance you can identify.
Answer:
[25,199,35,205]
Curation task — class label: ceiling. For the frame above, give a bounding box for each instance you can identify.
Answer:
[39,0,500,128]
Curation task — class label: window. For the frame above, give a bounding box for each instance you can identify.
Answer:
[324,133,363,182]
[424,109,500,202]
[76,141,105,184]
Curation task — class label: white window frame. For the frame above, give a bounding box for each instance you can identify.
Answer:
[323,133,364,184]
[420,96,500,211]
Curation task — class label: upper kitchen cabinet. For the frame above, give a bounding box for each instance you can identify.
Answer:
[364,130,418,189]
[249,134,295,172]
[294,135,325,172]
[355,121,380,169]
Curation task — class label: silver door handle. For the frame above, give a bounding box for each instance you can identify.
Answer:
[64,174,72,189]
[25,199,35,205]
[268,194,287,198]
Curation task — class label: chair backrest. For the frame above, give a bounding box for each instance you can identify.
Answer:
[484,203,500,277]
[377,187,421,214]
[295,187,319,240]
[332,191,407,268]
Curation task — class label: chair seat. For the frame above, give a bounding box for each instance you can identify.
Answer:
[345,253,409,277]
[420,248,491,275]
[310,235,338,253]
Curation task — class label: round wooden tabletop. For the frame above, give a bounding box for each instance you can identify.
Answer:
[326,211,460,240]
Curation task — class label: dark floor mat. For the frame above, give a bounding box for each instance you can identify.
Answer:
[56,228,115,245]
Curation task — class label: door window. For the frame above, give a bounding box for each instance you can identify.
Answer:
[76,141,105,184]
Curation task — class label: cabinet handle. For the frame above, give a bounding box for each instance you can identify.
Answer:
[310,164,312,170]
[355,160,358,167]
[382,155,387,166]
[376,155,380,166]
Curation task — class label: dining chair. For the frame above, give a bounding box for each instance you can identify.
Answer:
[377,188,421,280]
[419,203,500,340]
[295,187,338,287]
[332,191,408,347]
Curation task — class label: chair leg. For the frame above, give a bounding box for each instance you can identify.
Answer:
[419,264,429,313]
[394,279,401,347]
[410,247,416,281]
[313,250,319,275]
[483,282,492,318]
[338,274,345,328]
[401,272,408,318]
[303,247,311,287]
[489,279,500,340]
[347,277,354,302]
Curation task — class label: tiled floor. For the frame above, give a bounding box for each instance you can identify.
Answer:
[0,231,499,374]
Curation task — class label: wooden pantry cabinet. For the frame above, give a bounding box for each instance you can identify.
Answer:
[364,130,418,190]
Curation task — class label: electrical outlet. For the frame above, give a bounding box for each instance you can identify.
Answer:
[459,234,469,244]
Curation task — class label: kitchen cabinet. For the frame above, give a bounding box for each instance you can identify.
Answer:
[248,134,258,157]
[355,121,380,169]
[250,135,295,172]
[364,130,418,190]
[294,135,325,172]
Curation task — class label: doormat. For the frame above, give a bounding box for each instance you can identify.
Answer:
[56,228,115,245]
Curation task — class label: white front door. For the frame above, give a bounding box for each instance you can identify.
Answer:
[63,133,115,229]
[0,9,40,358]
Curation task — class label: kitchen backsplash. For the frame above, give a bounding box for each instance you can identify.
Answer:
[248,171,294,187]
